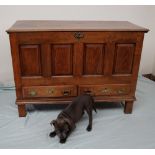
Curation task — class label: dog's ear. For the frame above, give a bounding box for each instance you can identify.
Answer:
[50,120,56,126]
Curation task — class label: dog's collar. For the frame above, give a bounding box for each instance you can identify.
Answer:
[59,111,76,131]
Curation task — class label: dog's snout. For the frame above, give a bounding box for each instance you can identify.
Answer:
[60,132,66,139]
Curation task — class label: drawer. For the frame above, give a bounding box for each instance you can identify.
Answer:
[23,85,77,98]
[79,85,131,96]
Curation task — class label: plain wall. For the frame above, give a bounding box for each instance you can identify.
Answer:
[0,5,155,83]
[153,58,155,75]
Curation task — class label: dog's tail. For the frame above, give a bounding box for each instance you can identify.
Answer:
[93,104,97,113]
[91,96,97,113]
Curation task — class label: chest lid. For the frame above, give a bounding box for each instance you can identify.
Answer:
[6,20,149,33]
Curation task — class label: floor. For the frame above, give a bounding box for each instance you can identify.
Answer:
[0,75,155,148]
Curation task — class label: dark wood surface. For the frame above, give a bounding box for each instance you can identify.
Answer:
[7,21,148,117]
[7,20,149,32]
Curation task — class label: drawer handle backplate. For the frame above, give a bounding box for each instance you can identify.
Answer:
[62,90,70,96]
[48,88,55,95]
[118,89,126,94]
[29,90,37,97]
[101,88,111,93]
[84,90,92,95]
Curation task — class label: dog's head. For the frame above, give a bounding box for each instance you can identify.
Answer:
[50,118,70,140]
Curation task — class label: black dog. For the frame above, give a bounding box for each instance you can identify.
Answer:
[49,94,96,143]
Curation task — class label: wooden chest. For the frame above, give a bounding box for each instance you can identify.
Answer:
[7,20,149,117]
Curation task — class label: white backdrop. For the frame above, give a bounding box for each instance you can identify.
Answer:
[0,5,155,83]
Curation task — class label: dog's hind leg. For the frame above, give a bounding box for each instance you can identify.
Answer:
[91,96,97,113]
[85,106,92,131]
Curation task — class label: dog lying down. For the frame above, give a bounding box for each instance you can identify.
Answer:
[49,94,97,143]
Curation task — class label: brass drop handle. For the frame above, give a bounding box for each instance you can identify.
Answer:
[62,90,70,96]
[84,90,92,95]
[118,89,126,94]
[74,32,84,40]
[29,90,37,97]
[48,88,55,95]
[102,88,110,93]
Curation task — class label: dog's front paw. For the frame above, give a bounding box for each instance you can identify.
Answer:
[86,125,92,132]
[60,139,66,144]
[49,131,56,137]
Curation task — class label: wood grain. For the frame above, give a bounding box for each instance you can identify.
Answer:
[51,44,73,76]
[7,21,148,117]
[7,20,149,32]
[83,44,105,75]
[19,45,42,76]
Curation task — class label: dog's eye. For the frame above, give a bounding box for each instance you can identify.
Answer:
[65,123,69,128]
[64,125,69,131]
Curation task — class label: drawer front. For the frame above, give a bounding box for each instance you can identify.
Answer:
[23,85,77,98]
[79,85,131,96]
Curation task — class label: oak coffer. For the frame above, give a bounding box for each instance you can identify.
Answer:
[7,20,149,117]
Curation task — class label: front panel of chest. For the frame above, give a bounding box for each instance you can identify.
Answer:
[15,32,143,85]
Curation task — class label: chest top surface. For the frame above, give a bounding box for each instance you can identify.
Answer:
[6,20,149,33]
